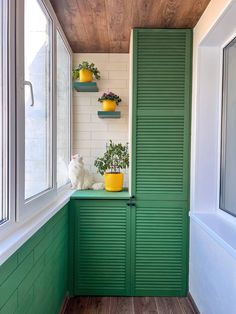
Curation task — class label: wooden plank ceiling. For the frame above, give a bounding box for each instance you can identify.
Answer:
[50,0,211,53]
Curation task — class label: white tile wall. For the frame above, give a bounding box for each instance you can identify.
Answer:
[73,53,130,186]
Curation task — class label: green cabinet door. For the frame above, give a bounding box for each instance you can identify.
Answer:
[132,29,192,296]
[71,199,131,296]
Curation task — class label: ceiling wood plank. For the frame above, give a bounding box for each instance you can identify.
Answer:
[50,0,211,53]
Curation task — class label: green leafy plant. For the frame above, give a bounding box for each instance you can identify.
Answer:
[72,61,101,80]
[98,92,122,104]
[94,140,129,175]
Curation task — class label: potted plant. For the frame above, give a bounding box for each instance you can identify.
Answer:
[72,61,101,82]
[98,92,121,112]
[94,140,129,192]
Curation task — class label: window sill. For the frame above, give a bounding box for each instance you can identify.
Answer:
[0,188,73,266]
[190,212,236,259]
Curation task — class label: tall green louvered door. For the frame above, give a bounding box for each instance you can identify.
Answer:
[131,29,192,296]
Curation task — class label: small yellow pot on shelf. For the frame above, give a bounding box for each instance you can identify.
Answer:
[102,100,117,112]
[79,69,93,82]
[104,173,124,192]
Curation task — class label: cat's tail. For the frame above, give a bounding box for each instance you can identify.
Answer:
[91,182,104,190]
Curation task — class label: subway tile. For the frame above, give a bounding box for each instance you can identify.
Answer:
[73,53,110,64]
[73,113,91,123]
[99,79,128,89]
[102,63,128,71]
[72,148,90,157]
[73,131,91,140]
[73,96,91,106]
[109,54,129,63]
[109,71,129,80]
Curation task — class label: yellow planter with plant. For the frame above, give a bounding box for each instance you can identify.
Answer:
[79,69,93,82]
[102,100,117,111]
[98,92,122,112]
[94,140,129,192]
[104,173,124,192]
[72,61,100,83]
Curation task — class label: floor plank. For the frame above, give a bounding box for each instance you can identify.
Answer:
[163,297,183,314]
[110,297,134,314]
[85,297,110,314]
[155,297,170,314]
[65,296,197,314]
[133,297,158,314]
[178,298,196,314]
[64,296,89,314]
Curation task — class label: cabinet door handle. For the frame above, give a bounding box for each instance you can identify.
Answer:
[127,196,136,207]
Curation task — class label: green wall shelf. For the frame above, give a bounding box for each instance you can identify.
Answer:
[73,81,98,92]
[97,111,121,119]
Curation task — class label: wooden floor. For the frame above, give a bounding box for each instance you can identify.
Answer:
[64,296,197,314]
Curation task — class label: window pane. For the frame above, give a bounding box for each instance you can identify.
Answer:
[24,0,51,199]
[0,0,8,223]
[220,38,236,216]
[57,31,70,187]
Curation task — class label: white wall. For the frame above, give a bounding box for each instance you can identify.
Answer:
[190,219,236,314]
[73,53,129,186]
[190,1,236,313]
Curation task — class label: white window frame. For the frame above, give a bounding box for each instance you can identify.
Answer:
[217,32,236,222]
[14,0,72,222]
[56,27,72,190]
[16,0,55,220]
[0,0,16,231]
[0,0,72,264]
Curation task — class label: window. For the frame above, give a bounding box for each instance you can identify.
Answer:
[0,0,8,224]
[56,31,71,187]
[15,0,72,220]
[0,0,71,234]
[220,37,236,217]
[24,0,52,200]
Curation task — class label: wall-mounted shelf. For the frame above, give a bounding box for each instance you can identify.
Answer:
[73,82,98,92]
[98,111,121,119]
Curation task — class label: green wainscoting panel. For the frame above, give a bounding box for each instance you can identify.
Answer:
[72,199,131,296]
[132,29,192,296]
[0,205,69,314]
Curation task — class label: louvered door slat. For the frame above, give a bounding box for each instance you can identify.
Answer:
[74,200,130,296]
[132,29,192,296]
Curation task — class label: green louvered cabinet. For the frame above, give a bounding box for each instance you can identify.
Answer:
[131,29,192,296]
[71,199,131,296]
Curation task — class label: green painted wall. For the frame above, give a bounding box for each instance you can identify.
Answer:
[0,205,69,314]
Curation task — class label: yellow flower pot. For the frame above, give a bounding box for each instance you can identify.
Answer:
[102,100,117,112]
[104,173,124,192]
[79,69,93,82]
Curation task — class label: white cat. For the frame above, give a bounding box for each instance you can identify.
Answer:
[68,154,104,190]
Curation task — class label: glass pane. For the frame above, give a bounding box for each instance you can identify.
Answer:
[57,31,70,187]
[0,1,3,221]
[220,38,236,216]
[0,0,7,223]
[24,0,51,199]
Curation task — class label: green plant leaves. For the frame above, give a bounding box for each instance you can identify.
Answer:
[98,92,122,104]
[94,140,129,175]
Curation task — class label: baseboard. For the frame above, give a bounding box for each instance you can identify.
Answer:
[188,293,200,314]
[60,295,70,314]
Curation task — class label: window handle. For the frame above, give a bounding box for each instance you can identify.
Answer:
[24,80,34,106]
